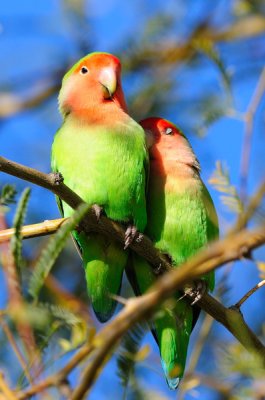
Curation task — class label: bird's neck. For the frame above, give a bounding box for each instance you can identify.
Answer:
[64,101,129,127]
[150,136,200,179]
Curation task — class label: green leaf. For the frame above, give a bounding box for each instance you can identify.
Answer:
[219,341,265,379]
[28,203,89,300]
[0,184,17,206]
[45,303,82,326]
[11,188,31,273]
[209,161,243,214]
[9,302,51,329]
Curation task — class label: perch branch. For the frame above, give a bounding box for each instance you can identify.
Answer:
[1,156,265,399]
[16,225,265,400]
[71,228,265,400]
[0,156,171,271]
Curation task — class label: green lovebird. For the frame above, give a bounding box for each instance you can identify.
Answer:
[126,117,219,389]
[51,52,148,322]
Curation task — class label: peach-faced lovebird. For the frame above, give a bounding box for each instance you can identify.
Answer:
[127,117,218,389]
[51,52,148,322]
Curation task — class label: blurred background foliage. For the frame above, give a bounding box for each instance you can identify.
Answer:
[0,0,265,399]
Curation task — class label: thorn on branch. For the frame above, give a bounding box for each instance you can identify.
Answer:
[239,245,253,259]
[228,305,243,315]
[49,172,64,186]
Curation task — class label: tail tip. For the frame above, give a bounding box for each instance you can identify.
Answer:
[166,376,180,390]
[161,361,181,390]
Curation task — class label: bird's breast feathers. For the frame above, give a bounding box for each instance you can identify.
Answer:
[51,119,147,223]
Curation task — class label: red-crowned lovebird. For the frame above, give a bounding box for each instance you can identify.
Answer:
[126,117,218,389]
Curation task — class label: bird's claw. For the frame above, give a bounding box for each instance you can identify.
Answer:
[154,263,163,276]
[124,225,138,249]
[184,280,207,305]
[92,204,103,222]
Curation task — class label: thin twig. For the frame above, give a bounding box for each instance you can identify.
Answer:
[0,84,60,118]
[17,343,93,399]
[231,180,265,233]
[188,315,213,373]
[0,213,38,382]
[0,218,67,243]
[45,275,93,324]
[182,372,232,396]
[0,319,32,384]
[240,67,265,201]
[0,372,17,400]
[234,279,265,309]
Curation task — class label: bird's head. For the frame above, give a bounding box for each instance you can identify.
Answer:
[140,117,200,170]
[140,117,184,152]
[58,52,127,118]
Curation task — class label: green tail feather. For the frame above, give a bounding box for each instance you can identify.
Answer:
[126,255,192,389]
[77,232,127,322]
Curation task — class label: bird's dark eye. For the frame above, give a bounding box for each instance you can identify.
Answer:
[165,127,173,135]
[80,66,88,75]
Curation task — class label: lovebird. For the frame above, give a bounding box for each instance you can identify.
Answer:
[51,52,148,322]
[126,117,219,389]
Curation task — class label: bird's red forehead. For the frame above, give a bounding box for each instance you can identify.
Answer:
[140,117,181,139]
[73,53,121,74]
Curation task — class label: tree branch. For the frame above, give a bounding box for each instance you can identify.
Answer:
[70,227,265,400]
[0,373,17,400]
[14,226,265,400]
[0,156,171,271]
[1,156,265,399]
[0,318,32,385]
[231,179,265,234]
[16,225,265,400]
[240,67,265,201]
[0,218,67,243]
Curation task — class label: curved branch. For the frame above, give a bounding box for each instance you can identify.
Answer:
[17,225,265,400]
[1,156,265,399]
[71,227,265,400]
[0,156,171,271]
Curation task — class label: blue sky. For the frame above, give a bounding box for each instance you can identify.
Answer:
[0,0,265,398]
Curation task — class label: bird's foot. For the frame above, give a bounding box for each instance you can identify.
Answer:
[153,263,163,276]
[49,172,64,185]
[124,224,142,249]
[184,280,207,305]
[92,204,103,222]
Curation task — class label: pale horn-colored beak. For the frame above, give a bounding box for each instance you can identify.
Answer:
[99,67,117,99]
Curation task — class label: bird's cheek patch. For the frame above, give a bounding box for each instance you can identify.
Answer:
[58,76,79,114]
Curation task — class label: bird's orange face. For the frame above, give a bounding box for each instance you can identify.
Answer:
[59,52,127,117]
[140,117,184,157]
[141,117,199,179]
